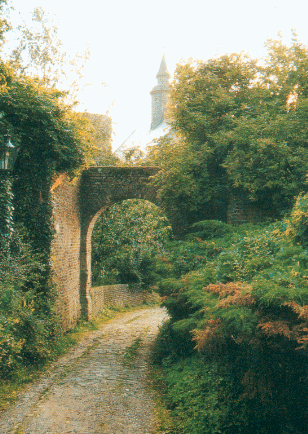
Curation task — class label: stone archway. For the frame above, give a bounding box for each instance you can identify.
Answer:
[51,167,160,329]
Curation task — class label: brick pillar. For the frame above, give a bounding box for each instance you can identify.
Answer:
[80,210,104,320]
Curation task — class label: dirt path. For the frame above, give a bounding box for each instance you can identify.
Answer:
[0,307,168,434]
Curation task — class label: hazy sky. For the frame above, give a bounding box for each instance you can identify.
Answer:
[6,0,308,149]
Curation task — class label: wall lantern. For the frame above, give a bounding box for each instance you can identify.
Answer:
[0,134,18,171]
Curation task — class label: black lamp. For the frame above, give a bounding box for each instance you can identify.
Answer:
[0,134,18,171]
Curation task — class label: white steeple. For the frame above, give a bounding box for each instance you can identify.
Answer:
[150,54,170,131]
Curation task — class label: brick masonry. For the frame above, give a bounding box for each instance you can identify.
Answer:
[51,176,81,330]
[51,167,159,330]
[91,284,157,317]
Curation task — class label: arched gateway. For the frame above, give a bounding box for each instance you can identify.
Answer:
[51,166,160,330]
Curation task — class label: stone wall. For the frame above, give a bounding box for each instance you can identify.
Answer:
[91,285,155,317]
[51,176,81,330]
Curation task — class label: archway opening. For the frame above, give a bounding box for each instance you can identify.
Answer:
[91,199,172,292]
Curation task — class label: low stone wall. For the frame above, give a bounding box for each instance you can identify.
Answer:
[91,284,156,317]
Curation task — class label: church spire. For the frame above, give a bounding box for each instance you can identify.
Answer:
[150,54,170,131]
[156,54,170,82]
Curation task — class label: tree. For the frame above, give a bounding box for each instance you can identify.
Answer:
[148,37,308,227]
[0,0,10,50]
[92,199,172,289]
[10,7,90,97]
[83,113,113,162]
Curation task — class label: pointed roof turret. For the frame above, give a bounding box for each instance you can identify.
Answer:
[150,54,171,131]
[156,54,170,82]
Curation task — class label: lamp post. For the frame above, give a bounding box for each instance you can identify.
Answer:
[0,134,18,245]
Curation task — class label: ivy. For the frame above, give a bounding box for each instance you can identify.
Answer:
[0,60,96,293]
[0,174,13,247]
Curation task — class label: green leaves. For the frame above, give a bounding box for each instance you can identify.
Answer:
[91,199,172,289]
[148,38,308,225]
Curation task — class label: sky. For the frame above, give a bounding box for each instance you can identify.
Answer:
[6,0,308,150]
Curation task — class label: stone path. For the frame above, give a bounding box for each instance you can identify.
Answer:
[0,307,168,434]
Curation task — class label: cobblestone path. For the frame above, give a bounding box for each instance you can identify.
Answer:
[0,307,168,434]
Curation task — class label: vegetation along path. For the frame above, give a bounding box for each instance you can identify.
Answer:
[0,307,168,434]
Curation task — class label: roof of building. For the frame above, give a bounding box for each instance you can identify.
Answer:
[115,55,171,155]
[156,54,171,80]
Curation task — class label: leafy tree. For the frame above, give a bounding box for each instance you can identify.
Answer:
[0,0,11,50]
[92,199,172,289]
[148,37,308,227]
[10,6,90,96]
[83,113,113,162]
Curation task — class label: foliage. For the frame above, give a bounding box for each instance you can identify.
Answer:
[286,192,308,248]
[83,112,113,162]
[92,199,172,289]
[0,60,96,275]
[0,175,13,246]
[151,217,308,433]
[0,0,10,50]
[9,6,90,97]
[155,354,238,434]
[147,36,308,226]
[0,228,56,377]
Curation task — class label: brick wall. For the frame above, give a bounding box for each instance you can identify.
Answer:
[51,176,81,330]
[227,193,262,225]
[91,285,157,317]
[51,167,161,330]
[79,166,160,321]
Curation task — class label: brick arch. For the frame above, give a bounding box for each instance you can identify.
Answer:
[51,166,161,328]
[79,167,160,320]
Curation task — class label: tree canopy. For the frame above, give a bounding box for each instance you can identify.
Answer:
[148,36,308,228]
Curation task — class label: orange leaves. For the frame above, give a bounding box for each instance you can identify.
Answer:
[203,282,243,297]
[257,320,292,339]
[203,282,254,308]
[257,305,308,348]
[192,319,221,352]
[282,300,301,314]
[298,305,308,321]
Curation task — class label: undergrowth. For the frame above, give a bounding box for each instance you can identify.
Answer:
[149,198,308,434]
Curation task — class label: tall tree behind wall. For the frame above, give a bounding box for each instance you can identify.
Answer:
[148,36,308,227]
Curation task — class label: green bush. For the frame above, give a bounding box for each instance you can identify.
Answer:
[0,228,57,377]
[186,219,233,241]
[91,199,171,289]
[286,193,308,248]
[152,217,308,433]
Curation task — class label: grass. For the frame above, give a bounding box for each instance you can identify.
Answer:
[147,363,176,434]
[0,305,149,412]
[123,335,143,366]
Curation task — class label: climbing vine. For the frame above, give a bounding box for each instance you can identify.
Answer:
[0,61,96,292]
[0,174,13,248]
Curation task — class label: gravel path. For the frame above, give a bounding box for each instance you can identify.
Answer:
[0,307,168,434]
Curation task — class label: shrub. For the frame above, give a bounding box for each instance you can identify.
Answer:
[0,228,57,377]
[286,192,308,248]
[152,218,308,433]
